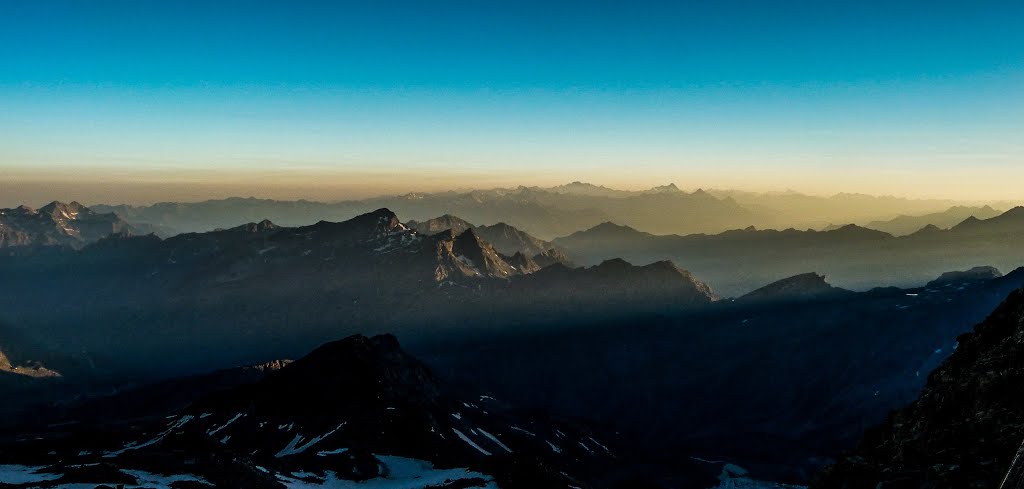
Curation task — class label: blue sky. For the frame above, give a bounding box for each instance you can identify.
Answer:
[1,0,1023,202]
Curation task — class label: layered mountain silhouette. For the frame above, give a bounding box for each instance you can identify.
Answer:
[6,192,1024,488]
[0,334,614,488]
[0,207,717,385]
[813,287,1024,489]
[865,205,1002,235]
[85,183,819,239]
[555,206,1024,296]
[0,201,136,249]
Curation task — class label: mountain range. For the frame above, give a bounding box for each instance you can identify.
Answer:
[0,205,716,387]
[863,205,1003,236]
[4,194,1024,487]
[555,206,1024,296]
[85,182,1014,240]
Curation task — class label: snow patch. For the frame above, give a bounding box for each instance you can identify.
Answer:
[276,423,346,458]
[452,428,491,456]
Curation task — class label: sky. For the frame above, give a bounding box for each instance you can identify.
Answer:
[1,0,1023,205]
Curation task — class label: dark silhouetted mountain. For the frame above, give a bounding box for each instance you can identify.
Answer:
[505,258,718,309]
[813,287,1024,489]
[927,265,1003,288]
[865,205,1002,235]
[0,334,617,489]
[406,214,475,235]
[950,205,1024,236]
[739,273,851,304]
[0,201,136,249]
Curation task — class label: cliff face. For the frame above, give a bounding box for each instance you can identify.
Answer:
[814,288,1024,489]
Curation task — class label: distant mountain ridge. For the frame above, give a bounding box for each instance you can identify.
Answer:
[85,182,1009,240]
[865,205,1002,235]
[554,206,1024,296]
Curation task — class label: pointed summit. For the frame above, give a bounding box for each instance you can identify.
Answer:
[506,251,541,274]
[451,228,518,278]
[909,223,943,236]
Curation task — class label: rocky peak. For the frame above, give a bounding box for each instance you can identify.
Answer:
[451,228,517,278]
[507,251,541,274]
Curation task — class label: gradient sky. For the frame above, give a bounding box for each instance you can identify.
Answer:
[1,0,1023,205]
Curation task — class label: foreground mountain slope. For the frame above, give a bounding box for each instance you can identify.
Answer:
[0,334,615,489]
[419,268,1024,485]
[813,288,1024,489]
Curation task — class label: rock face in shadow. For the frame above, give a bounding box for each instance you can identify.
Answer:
[739,272,851,303]
[813,288,1024,489]
[926,266,1003,288]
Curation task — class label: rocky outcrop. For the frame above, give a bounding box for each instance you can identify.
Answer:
[813,288,1024,489]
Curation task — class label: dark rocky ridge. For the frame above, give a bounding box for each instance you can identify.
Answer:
[813,287,1024,489]
[927,265,1003,288]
